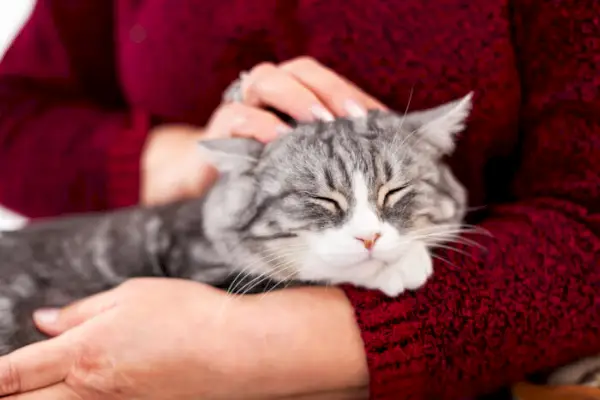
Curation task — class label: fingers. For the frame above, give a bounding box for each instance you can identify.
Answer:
[241,62,335,122]
[239,57,387,123]
[34,288,118,336]
[206,102,291,143]
[281,57,388,115]
[0,337,73,396]
[2,383,80,400]
[208,57,389,145]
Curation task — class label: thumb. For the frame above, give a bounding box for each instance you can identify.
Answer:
[34,289,118,335]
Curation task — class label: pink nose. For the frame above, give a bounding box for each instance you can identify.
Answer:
[355,233,381,251]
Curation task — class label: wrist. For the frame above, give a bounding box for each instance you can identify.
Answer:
[236,287,369,397]
[140,123,213,205]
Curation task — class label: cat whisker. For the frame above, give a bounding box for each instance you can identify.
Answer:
[221,241,264,286]
[256,268,300,301]
[217,259,295,321]
[408,224,491,241]
[392,86,415,148]
[446,236,488,251]
[430,253,459,269]
[238,262,297,296]
[227,252,294,295]
[229,247,303,295]
[226,249,295,294]
[424,232,488,250]
[453,223,492,236]
[430,243,474,259]
[417,235,487,252]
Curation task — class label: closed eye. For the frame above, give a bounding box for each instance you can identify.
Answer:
[382,184,413,207]
[307,195,342,213]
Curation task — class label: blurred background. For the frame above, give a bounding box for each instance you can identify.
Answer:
[0,1,34,227]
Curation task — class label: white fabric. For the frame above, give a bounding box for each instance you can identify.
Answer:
[0,1,35,229]
[0,206,26,230]
[0,1,35,57]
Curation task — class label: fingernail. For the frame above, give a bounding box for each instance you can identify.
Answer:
[344,99,367,118]
[276,125,292,135]
[310,105,335,122]
[34,308,59,325]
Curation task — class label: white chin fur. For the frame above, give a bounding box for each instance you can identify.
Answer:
[298,239,433,297]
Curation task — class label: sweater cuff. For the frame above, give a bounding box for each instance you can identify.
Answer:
[105,108,151,209]
[341,284,429,399]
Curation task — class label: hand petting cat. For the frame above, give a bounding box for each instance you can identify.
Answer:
[142,57,387,207]
[225,56,388,122]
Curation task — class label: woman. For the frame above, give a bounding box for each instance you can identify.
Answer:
[0,0,598,399]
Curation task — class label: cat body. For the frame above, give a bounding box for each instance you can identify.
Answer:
[0,94,472,354]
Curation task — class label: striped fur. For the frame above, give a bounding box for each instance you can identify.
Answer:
[0,93,471,353]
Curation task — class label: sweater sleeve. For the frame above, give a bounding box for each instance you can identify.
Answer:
[0,1,149,218]
[342,1,600,399]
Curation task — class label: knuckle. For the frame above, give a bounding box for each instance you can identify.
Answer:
[69,345,120,395]
[247,62,276,78]
[284,56,319,70]
[243,63,279,101]
[218,102,245,118]
[244,75,276,100]
[317,78,344,95]
[0,355,21,395]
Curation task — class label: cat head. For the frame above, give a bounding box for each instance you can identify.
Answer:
[200,93,472,296]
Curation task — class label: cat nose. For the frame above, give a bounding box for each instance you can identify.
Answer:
[355,233,381,251]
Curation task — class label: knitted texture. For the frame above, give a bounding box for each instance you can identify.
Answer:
[0,1,599,398]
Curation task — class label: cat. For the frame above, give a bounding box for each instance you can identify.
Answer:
[0,93,472,354]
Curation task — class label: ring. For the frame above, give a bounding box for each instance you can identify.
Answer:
[222,71,249,103]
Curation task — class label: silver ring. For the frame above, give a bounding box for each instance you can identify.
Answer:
[222,71,249,103]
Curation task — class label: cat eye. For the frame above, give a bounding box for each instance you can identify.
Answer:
[307,195,343,213]
[381,184,413,207]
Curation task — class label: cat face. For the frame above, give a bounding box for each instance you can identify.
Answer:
[200,93,472,296]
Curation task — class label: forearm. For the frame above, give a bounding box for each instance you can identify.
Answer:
[240,286,368,398]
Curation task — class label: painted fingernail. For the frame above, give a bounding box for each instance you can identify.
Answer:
[310,105,335,122]
[34,308,59,325]
[276,125,292,135]
[344,99,367,118]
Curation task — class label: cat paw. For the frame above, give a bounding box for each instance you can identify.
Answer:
[348,243,433,297]
[369,268,406,297]
[393,242,433,290]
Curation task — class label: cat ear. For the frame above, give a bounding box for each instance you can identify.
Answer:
[197,138,264,173]
[405,92,473,155]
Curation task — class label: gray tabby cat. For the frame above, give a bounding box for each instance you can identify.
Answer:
[0,93,472,355]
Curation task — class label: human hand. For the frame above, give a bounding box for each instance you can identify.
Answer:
[228,56,388,122]
[141,124,215,205]
[0,282,368,399]
[0,279,264,399]
[142,56,386,206]
[140,108,284,206]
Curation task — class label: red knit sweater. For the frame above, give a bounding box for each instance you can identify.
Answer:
[0,1,599,399]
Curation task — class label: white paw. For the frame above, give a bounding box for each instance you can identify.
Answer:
[338,243,433,297]
[393,242,433,290]
[369,268,406,297]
